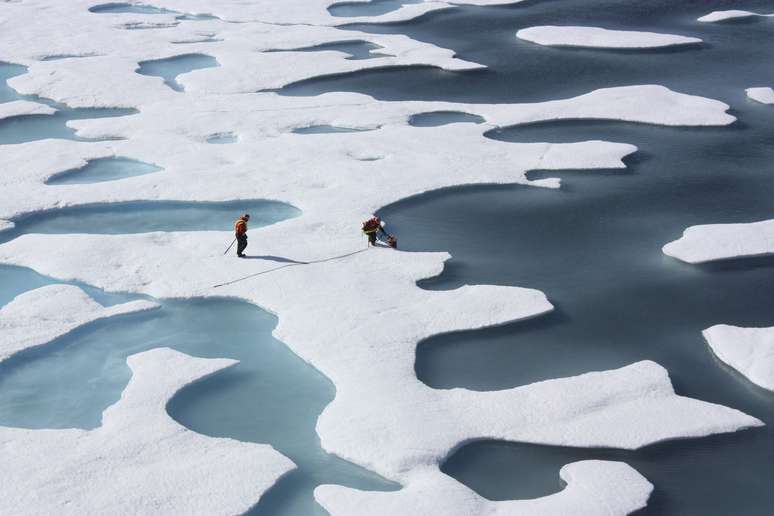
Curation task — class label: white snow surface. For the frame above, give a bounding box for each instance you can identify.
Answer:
[663,219,774,263]
[517,25,702,49]
[0,284,157,362]
[0,347,295,515]
[0,99,56,120]
[317,460,653,516]
[0,1,761,514]
[704,325,774,392]
[698,10,774,23]
[746,87,774,105]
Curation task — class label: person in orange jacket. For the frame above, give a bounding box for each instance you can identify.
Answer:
[234,214,250,257]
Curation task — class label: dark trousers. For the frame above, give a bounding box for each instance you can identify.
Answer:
[236,234,248,256]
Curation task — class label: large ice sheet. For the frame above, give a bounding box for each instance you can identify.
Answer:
[704,325,774,392]
[517,26,701,49]
[317,461,653,516]
[0,284,157,362]
[0,347,295,515]
[663,219,774,263]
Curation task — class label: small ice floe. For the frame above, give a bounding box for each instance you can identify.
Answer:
[516,25,702,49]
[698,10,774,23]
[704,324,774,392]
[0,284,157,363]
[663,219,774,263]
[746,87,774,105]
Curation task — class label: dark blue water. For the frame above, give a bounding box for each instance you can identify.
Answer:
[284,0,774,513]
[283,0,774,104]
[136,54,219,92]
[45,157,162,185]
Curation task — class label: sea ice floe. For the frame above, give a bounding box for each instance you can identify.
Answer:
[0,347,295,515]
[516,25,702,49]
[698,10,774,23]
[663,219,774,263]
[0,99,56,121]
[0,284,157,363]
[703,325,774,392]
[746,87,774,105]
[317,461,653,516]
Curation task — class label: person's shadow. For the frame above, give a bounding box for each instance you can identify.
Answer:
[241,255,308,264]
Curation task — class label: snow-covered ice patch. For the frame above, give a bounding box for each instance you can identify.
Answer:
[698,10,774,23]
[516,26,702,49]
[704,325,774,392]
[663,219,774,263]
[206,131,238,143]
[0,284,157,363]
[317,460,653,516]
[746,87,774,105]
[0,100,56,121]
[0,347,295,515]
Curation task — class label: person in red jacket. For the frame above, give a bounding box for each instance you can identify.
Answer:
[234,214,250,257]
[362,216,396,248]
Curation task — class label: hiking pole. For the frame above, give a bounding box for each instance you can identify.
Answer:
[223,238,236,255]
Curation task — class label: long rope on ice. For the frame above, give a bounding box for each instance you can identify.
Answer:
[210,248,369,289]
